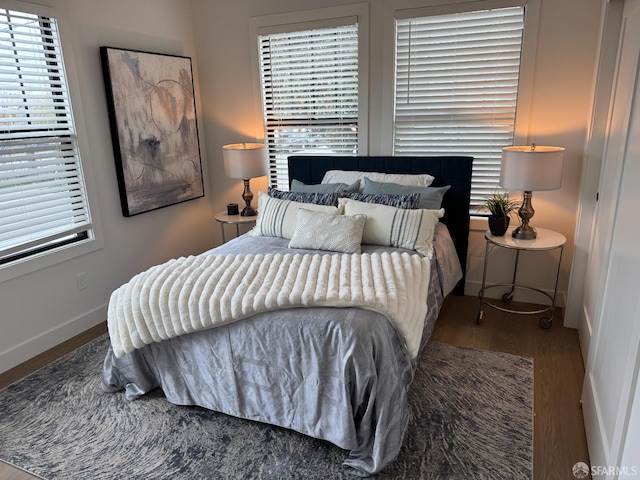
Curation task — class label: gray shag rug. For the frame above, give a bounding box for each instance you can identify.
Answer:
[0,336,533,479]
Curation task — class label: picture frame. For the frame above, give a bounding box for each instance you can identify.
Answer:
[100,47,204,216]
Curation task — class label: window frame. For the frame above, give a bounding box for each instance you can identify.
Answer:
[0,0,103,282]
[382,0,540,212]
[249,3,370,189]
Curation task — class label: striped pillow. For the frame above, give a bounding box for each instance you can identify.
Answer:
[338,192,420,209]
[267,187,337,206]
[338,197,444,259]
[362,177,451,210]
[251,191,340,239]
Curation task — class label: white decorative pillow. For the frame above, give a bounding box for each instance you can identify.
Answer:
[252,191,340,239]
[288,209,367,253]
[338,198,444,258]
[321,170,435,190]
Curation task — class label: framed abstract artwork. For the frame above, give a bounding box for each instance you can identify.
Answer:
[100,47,204,216]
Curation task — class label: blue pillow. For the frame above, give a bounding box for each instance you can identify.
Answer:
[338,192,420,209]
[362,178,451,210]
[268,187,337,206]
[291,179,360,194]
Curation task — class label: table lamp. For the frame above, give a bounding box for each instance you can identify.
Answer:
[500,144,565,239]
[222,143,267,216]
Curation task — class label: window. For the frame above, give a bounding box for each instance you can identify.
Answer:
[0,8,91,265]
[394,6,525,206]
[257,21,360,189]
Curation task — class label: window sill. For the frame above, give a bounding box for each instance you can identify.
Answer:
[0,234,104,284]
[470,214,489,232]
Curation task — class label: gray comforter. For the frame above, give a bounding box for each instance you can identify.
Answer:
[102,226,460,476]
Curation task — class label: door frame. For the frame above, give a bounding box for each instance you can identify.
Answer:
[564,0,623,360]
[580,0,640,473]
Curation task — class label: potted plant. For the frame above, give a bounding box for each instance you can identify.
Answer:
[483,191,519,236]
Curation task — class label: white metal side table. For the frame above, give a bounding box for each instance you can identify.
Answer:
[476,227,566,329]
[214,211,256,243]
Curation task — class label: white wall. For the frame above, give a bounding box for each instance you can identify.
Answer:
[191,0,603,316]
[0,0,217,374]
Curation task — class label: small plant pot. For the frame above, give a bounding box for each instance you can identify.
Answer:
[488,215,510,236]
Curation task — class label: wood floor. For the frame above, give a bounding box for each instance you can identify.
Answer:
[0,294,589,479]
[432,295,590,479]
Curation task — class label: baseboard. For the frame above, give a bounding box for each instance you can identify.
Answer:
[578,305,593,367]
[582,370,610,472]
[0,303,108,376]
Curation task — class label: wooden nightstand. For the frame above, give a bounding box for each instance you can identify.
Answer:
[214,211,256,243]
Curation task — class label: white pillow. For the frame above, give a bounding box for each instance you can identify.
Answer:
[338,197,444,259]
[288,209,367,253]
[251,191,340,239]
[433,223,463,297]
[321,170,435,191]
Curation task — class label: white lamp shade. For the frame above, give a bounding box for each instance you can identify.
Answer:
[222,143,267,179]
[500,145,565,191]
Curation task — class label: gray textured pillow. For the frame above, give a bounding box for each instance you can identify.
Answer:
[268,187,337,206]
[338,192,420,209]
[362,178,451,210]
[288,209,367,254]
[291,179,360,194]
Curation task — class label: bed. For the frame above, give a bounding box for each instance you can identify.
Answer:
[102,155,473,476]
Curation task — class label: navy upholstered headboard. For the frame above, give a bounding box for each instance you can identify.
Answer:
[288,155,473,295]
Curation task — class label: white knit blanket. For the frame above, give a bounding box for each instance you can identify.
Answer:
[107,251,431,359]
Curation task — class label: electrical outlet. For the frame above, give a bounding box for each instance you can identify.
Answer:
[76,272,87,291]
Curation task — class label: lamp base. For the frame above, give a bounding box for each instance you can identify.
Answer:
[241,206,258,217]
[512,224,537,240]
[241,178,258,216]
[513,190,537,239]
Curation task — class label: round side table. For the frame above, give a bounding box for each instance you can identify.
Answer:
[477,227,566,329]
[214,211,257,243]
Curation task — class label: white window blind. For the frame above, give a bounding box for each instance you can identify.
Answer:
[258,23,359,189]
[394,7,525,206]
[0,9,90,263]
